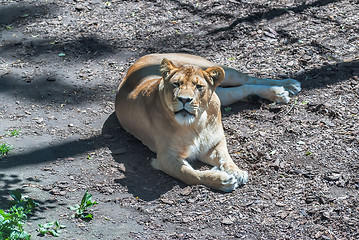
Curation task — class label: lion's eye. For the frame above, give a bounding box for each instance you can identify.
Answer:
[172,82,180,88]
[196,85,204,91]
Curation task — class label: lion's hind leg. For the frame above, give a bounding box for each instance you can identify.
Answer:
[216,85,291,106]
[217,70,301,106]
[222,67,301,91]
[151,155,240,192]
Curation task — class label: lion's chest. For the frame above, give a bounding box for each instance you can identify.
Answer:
[184,126,222,161]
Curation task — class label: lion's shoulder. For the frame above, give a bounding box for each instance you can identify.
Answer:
[128,76,161,99]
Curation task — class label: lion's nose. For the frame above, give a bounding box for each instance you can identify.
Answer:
[177,97,192,104]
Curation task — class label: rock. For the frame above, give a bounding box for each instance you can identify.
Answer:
[59,191,67,196]
[275,202,285,207]
[42,185,52,191]
[160,199,174,205]
[75,4,85,11]
[180,186,192,196]
[46,76,56,81]
[323,172,341,181]
[321,235,331,240]
[315,231,323,239]
[321,120,335,127]
[286,61,295,66]
[278,211,288,219]
[322,211,331,219]
[35,117,44,124]
[221,217,234,225]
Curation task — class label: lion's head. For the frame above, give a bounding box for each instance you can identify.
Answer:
[159,58,225,125]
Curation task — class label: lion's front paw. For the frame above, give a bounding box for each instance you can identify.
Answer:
[282,79,301,95]
[222,167,248,186]
[232,169,248,185]
[215,171,241,192]
[201,169,240,192]
[211,166,248,191]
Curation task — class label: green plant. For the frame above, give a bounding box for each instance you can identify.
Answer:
[69,190,98,220]
[6,129,21,137]
[0,143,14,156]
[224,107,232,112]
[9,191,37,215]
[0,190,36,240]
[37,221,66,237]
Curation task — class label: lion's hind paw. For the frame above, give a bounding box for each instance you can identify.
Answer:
[268,86,291,104]
[283,79,301,96]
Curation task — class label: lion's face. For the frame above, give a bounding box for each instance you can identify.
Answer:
[160,59,225,125]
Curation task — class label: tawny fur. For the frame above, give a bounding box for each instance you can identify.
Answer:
[115,53,301,191]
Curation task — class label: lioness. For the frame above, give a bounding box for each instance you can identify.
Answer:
[115,53,300,192]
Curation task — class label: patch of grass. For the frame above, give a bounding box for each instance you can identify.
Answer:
[6,128,21,137]
[0,190,37,240]
[0,143,14,156]
[69,190,98,220]
[37,221,66,237]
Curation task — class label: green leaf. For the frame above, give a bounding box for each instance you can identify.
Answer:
[9,190,22,203]
[83,213,93,219]
[68,204,79,211]
[37,220,65,237]
[224,107,232,112]
[70,190,98,220]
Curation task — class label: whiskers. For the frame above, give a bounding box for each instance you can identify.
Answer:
[172,100,199,125]
[172,101,199,115]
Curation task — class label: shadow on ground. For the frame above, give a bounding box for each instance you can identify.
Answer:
[102,112,179,201]
[0,136,103,169]
[0,112,178,201]
[0,2,55,26]
[206,0,342,34]
[0,173,64,219]
[0,72,112,104]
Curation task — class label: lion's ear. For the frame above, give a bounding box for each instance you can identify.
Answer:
[160,58,177,80]
[204,66,225,88]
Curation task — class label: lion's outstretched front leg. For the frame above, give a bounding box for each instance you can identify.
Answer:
[199,140,248,187]
[151,153,242,192]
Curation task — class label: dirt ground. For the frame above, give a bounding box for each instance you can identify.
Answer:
[0,0,358,239]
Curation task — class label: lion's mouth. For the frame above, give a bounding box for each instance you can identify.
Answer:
[174,109,194,116]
